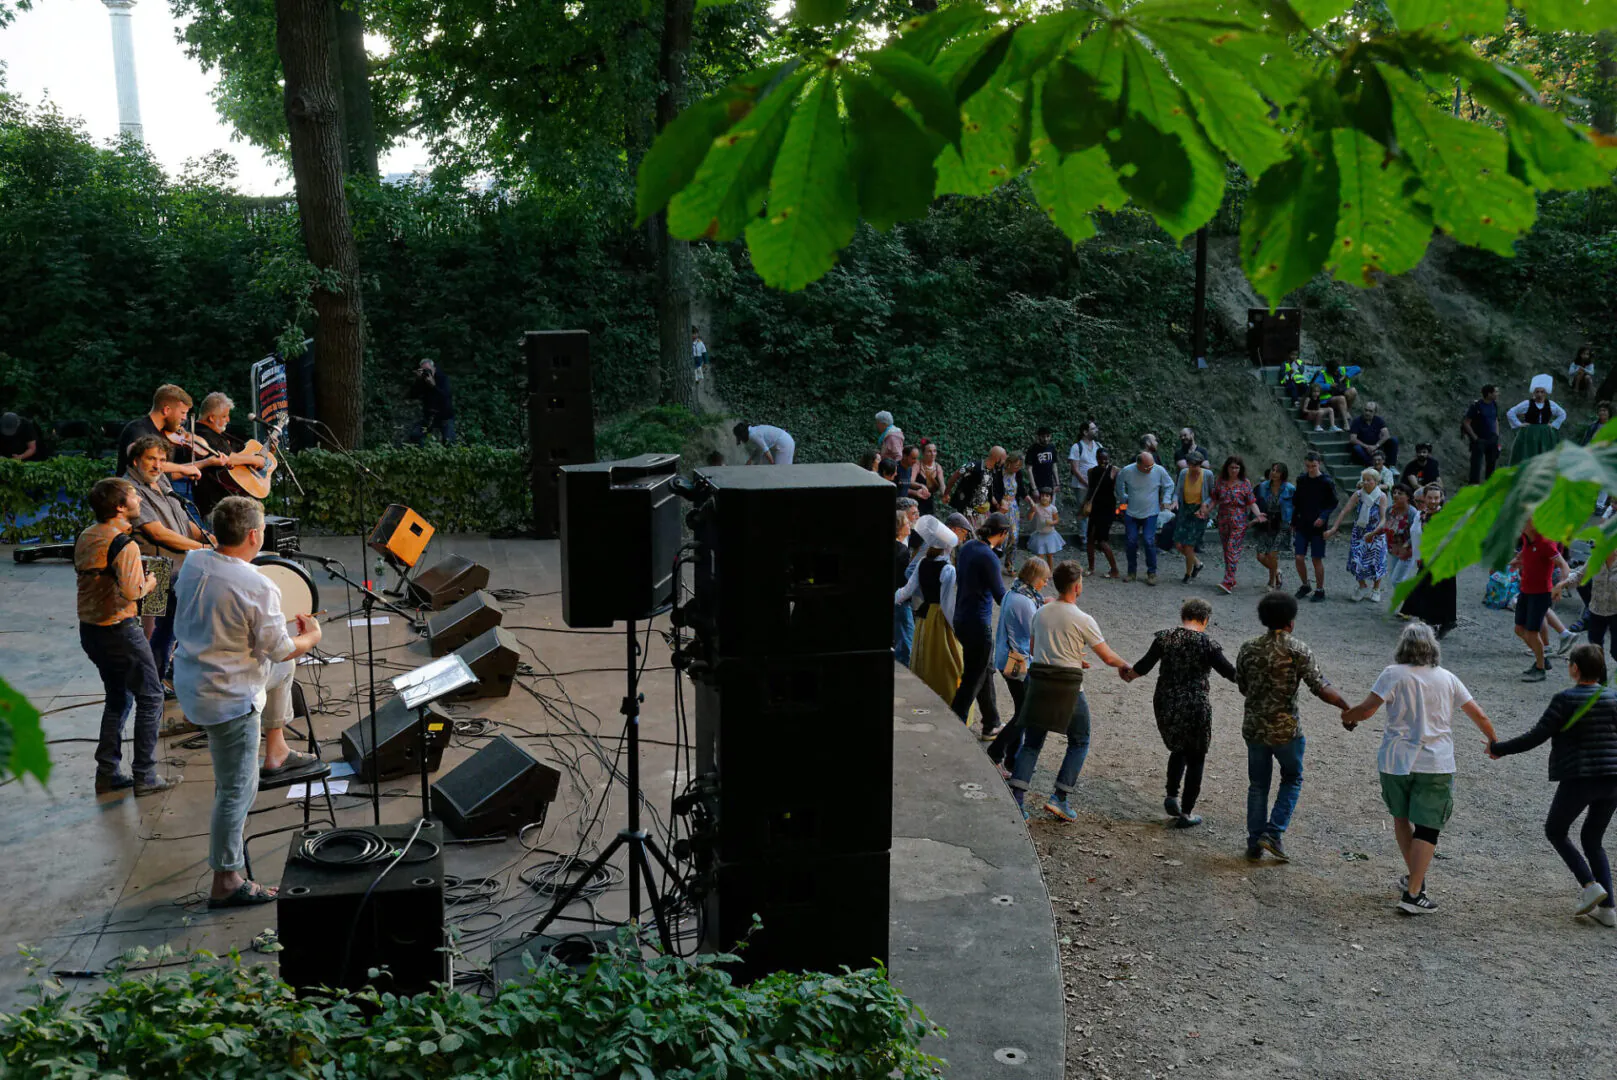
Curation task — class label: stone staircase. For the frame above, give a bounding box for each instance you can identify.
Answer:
[1255,366,1356,492]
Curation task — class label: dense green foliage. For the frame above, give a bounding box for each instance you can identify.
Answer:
[0,946,942,1078]
[0,675,48,787]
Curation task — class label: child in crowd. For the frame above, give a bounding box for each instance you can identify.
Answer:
[1028,489,1063,561]
[1490,644,1617,927]
[1123,597,1236,828]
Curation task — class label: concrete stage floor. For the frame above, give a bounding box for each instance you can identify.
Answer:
[0,535,1062,1078]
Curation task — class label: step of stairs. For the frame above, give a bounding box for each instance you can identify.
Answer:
[1254,370,1356,492]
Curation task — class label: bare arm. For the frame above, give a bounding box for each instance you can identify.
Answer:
[1341,691,1383,729]
[138,521,208,553]
[284,615,323,661]
[1091,640,1130,671]
[1461,699,1497,744]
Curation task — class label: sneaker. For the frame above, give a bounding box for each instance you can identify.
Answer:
[1259,833,1289,862]
[1182,573,1192,585]
[1398,890,1438,914]
[1191,560,1204,579]
[134,776,179,797]
[1217,582,1233,595]
[1592,906,1617,928]
[1521,665,1548,683]
[94,772,134,794]
[1568,620,1587,634]
[1350,583,1365,602]
[1125,573,1137,583]
[1329,425,1343,432]
[1245,843,1264,861]
[1398,874,1410,893]
[1370,589,1383,603]
[1045,795,1078,822]
[1310,589,1327,603]
[1313,425,1325,433]
[1556,631,1579,656]
[1172,814,1203,829]
[1145,574,1158,587]
[1164,795,1183,818]
[1576,881,1610,916]
[1295,583,1314,598]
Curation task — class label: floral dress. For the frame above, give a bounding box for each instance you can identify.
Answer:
[1211,478,1256,590]
[1130,626,1237,754]
[1345,488,1389,581]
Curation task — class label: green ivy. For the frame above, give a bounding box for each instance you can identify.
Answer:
[0,457,115,545]
[0,675,48,787]
[0,943,944,1079]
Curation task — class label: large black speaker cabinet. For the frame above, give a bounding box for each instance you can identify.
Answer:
[340,697,451,783]
[525,330,597,539]
[702,851,889,982]
[688,464,895,659]
[1246,306,1302,364]
[278,822,448,995]
[448,626,519,700]
[559,454,681,628]
[427,590,503,655]
[408,553,490,610]
[431,734,561,837]
[693,651,892,861]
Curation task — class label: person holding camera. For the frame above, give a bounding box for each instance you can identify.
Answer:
[408,359,457,444]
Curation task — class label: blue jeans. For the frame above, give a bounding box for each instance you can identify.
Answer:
[80,619,162,783]
[145,598,176,681]
[1123,515,1158,575]
[1246,735,1306,844]
[1010,691,1091,796]
[203,709,263,872]
[893,603,914,666]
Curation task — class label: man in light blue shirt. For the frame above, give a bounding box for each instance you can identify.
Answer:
[1114,451,1176,584]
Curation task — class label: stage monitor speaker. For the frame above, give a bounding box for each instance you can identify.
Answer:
[427,590,503,655]
[340,696,451,783]
[278,822,448,995]
[693,650,893,861]
[408,553,490,610]
[448,626,519,700]
[369,504,435,569]
[702,851,889,983]
[431,734,561,837]
[262,515,300,557]
[687,464,896,659]
[559,454,681,628]
[525,330,596,539]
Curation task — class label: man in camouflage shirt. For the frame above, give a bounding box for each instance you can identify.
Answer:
[1234,591,1350,862]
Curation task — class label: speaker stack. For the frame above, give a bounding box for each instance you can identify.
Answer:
[687,464,895,980]
[1246,306,1303,365]
[525,330,597,540]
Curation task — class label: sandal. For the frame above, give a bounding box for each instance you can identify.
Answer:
[260,750,321,780]
[208,881,279,909]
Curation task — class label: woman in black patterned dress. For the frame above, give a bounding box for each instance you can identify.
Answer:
[1125,597,1237,828]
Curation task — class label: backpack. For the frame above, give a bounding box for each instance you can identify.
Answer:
[1483,569,1520,610]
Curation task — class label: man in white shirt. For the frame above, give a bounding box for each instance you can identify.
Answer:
[1007,561,1131,822]
[1067,420,1104,548]
[172,496,322,908]
[733,421,795,465]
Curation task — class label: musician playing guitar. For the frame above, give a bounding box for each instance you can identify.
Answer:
[191,393,269,516]
[125,435,213,680]
[115,384,204,481]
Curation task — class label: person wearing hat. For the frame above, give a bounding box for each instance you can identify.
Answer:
[1400,443,1441,488]
[896,516,963,705]
[0,411,40,460]
[875,410,904,463]
[944,511,974,547]
[1506,374,1566,465]
[950,512,1013,738]
[1292,451,1338,603]
[732,421,795,465]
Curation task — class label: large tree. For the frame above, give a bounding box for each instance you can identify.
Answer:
[655,0,697,410]
[276,0,367,447]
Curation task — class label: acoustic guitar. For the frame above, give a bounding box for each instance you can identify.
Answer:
[224,428,280,499]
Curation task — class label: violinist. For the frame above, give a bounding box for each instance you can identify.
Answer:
[115,385,203,480]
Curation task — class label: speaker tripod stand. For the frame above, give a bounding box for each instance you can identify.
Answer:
[531,615,689,953]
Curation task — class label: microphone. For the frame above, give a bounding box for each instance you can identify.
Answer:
[248,412,308,423]
[291,551,339,566]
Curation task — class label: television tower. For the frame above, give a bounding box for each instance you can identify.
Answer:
[101,0,145,143]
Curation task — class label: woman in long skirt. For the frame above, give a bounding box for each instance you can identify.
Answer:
[1401,484,1457,634]
[896,518,962,705]
[1327,468,1390,602]
[1210,455,1265,594]
[1506,374,1567,465]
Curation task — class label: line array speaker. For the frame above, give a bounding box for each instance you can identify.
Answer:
[427,590,503,655]
[340,696,451,783]
[278,822,448,996]
[525,330,597,540]
[431,734,561,837]
[1246,307,1302,365]
[407,553,490,610]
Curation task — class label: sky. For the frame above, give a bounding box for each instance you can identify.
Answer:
[0,0,426,195]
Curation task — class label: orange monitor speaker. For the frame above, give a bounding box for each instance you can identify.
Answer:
[368,505,435,568]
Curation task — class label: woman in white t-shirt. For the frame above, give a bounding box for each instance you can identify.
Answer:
[1342,622,1498,916]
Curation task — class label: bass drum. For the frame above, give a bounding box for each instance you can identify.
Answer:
[252,554,318,618]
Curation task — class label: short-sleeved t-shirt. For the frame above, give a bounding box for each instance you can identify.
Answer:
[1026,443,1059,491]
[1519,535,1561,594]
[1370,663,1475,775]
[125,469,197,572]
[1031,601,1104,669]
[0,416,41,458]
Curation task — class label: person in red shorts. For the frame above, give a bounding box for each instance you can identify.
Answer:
[1516,524,1572,682]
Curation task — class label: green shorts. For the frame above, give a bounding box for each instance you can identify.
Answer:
[1379,771,1455,830]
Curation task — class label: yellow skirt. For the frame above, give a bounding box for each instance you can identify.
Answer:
[911,605,963,707]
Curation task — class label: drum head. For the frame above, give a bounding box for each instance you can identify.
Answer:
[252,554,317,617]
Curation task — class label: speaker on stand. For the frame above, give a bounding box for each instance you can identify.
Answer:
[525,330,597,540]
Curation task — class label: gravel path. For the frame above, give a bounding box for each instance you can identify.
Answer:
[996,548,1615,1080]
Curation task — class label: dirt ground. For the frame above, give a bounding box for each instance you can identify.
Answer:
[991,537,1615,1080]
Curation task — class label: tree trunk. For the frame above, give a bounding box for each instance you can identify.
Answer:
[334,0,380,178]
[277,0,366,448]
[656,0,696,413]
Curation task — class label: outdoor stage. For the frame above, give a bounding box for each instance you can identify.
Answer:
[0,535,1062,1078]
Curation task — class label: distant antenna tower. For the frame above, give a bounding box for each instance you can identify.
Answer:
[101,0,145,143]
